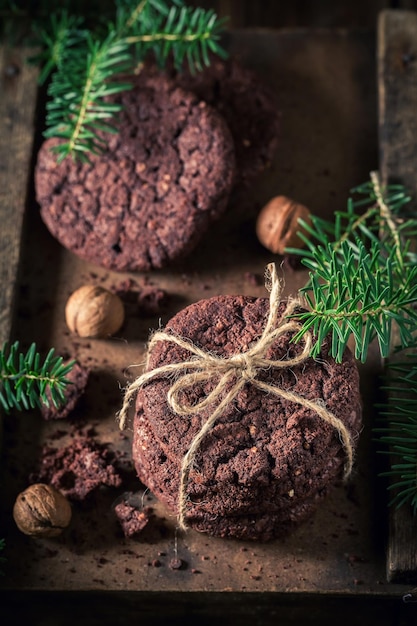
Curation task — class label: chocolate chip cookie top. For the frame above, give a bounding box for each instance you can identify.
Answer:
[35,72,236,272]
[132,295,362,540]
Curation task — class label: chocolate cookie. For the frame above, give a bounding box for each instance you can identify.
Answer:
[35,72,236,272]
[132,295,362,540]
[134,411,324,541]
[166,55,280,187]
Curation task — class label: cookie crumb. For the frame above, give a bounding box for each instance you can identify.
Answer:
[31,436,122,501]
[169,558,186,570]
[114,502,152,537]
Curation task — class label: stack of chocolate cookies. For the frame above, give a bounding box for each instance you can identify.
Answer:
[132,295,362,541]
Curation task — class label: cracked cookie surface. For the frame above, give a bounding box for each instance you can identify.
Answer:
[35,72,236,272]
[165,54,281,187]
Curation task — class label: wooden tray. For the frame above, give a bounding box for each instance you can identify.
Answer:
[378,9,417,586]
[1,22,417,625]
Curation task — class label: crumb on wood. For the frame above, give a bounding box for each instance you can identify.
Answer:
[111,279,169,316]
[169,557,187,570]
[30,436,122,501]
[114,501,153,537]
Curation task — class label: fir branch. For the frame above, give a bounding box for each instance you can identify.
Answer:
[376,355,417,513]
[116,0,185,34]
[124,4,227,72]
[293,239,417,362]
[30,10,86,85]
[35,1,227,160]
[285,171,417,513]
[0,341,74,413]
[370,170,403,268]
[44,30,132,161]
[287,172,416,363]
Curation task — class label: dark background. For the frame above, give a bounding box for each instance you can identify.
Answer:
[2,0,417,29]
[190,0,417,29]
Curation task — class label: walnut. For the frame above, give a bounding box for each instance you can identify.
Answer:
[256,195,311,255]
[13,484,72,537]
[65,284,125,338]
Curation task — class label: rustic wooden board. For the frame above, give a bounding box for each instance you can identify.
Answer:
[0,42,39,347]
[378,9,417,584]
[1,25,417,624]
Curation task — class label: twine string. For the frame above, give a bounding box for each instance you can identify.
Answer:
[118,263,354,531]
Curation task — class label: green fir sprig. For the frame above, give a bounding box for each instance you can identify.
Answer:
[287,171,417,363]
[44,29,132,160]
[287,171,417,514]
[375,353,417,513]
[0,341,74,413]
[0,343,74,569]
[34,0,227,161]
[31,11,86,86]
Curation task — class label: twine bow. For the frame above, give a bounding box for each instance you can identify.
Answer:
[119,263,354,531]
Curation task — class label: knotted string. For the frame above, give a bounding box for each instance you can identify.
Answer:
[118,263,354,531]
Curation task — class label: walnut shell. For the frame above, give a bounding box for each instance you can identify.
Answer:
[65,285,125,338]
[256,195,311,255]
[13,483,72,537]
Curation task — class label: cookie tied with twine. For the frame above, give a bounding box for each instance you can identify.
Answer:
[119,264,358,533]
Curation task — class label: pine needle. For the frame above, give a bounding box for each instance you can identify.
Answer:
[376,355,417,514]
[33,1,227,160]
[44,30,132,161]
[287,171,417,514]
[0,341,74,413]
[287,171,416,363]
